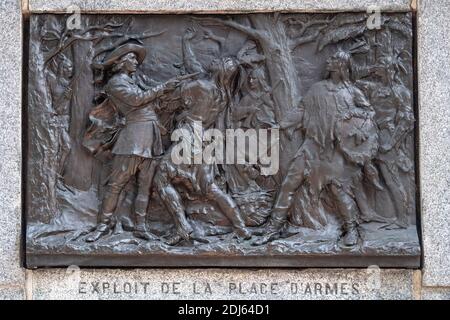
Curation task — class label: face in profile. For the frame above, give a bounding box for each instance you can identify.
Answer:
[374,57,396,82]
[120,52,139,73]
[248,68,267,91]
[60,59,74,79]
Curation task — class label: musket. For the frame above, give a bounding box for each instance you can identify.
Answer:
[159,72,201,101]
[175,72,201,82]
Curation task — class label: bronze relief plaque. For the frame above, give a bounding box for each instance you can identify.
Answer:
[26,13,420,267]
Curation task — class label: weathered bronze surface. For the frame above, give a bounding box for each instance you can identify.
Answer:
[26,13,420,267]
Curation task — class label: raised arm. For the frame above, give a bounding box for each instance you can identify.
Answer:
[182,28,206,75]
[203,29,226,50]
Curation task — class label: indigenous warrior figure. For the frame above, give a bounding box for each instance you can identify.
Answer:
[224,66,276,196]
[234,39,277,132]
[223,39,278,195]
[257,50,378,247]
[153,28,252,245]
[83,42,180,242]
[46,54,74,177]
[357,55,415,228]
[234,67,277,131]
[222,49,279,226]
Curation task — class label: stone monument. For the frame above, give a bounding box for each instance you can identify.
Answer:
[0,0,449,300]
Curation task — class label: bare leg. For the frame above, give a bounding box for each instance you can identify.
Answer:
[206,183,251,239]
[58,128,71,177]
[154,169,194,244]
[353,179,391,224]
[379,162,409,228]
[364,161,384,191]
[253,156,305,245]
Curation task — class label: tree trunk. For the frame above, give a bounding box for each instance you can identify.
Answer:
[249,15,304,175]
[62,41,96,191]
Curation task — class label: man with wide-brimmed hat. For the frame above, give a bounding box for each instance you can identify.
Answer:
[85,42,179,242]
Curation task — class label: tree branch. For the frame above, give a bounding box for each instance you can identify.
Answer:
[192,16,268,44]
[296,19,331,37]
[45,29,165,65]
[290,27,326,50]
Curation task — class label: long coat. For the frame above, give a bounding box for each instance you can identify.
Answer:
[83,73,165,159]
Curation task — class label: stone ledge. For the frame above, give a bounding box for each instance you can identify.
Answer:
[29,269,418,300]
[28,0,413,13]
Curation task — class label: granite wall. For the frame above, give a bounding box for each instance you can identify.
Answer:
[0,0,449,300]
